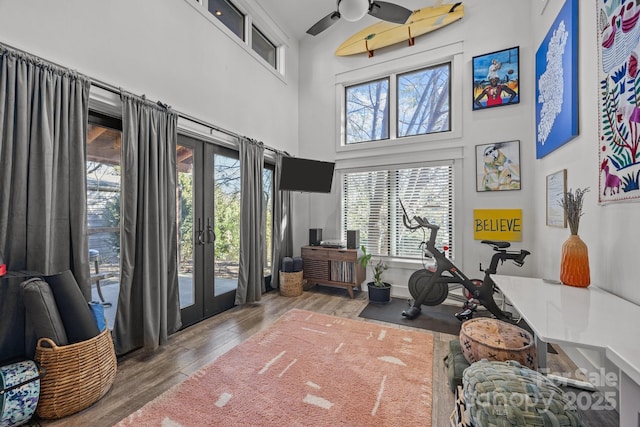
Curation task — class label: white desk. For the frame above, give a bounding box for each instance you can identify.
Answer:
[493,275,640,425]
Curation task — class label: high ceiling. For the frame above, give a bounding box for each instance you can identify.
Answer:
[260,0,422,41]
[259,0,337,40]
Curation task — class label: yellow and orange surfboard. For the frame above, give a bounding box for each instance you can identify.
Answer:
[335,2,464,57]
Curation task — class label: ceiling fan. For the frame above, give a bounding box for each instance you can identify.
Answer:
[306,0,413,36]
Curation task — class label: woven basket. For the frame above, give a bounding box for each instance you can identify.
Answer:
[279,271,303,297]
[463,360,583,426]
[34,328,117,419]
[459,317,537,370]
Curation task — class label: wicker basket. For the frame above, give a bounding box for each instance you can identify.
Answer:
[279,271,303,297]
[34,328,117,419]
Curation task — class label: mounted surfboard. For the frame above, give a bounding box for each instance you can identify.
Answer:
[335,1,464,57]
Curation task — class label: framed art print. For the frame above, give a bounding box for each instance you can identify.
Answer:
[535,0,579,158]
[472,46,520,110]
[475,140,521,192]
[546,169,567,227]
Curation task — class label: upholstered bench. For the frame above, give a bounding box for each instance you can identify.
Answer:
[459,318,537,370]
[462,360,583,426]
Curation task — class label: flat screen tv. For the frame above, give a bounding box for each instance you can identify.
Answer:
[279,157,335,193]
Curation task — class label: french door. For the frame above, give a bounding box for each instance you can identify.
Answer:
[177,135,240,327]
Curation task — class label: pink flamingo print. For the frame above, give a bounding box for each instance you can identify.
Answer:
[601,159,622,195]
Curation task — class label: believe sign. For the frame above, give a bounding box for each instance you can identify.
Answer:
[473,209,522,241]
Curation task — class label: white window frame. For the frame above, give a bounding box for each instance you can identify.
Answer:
[187,0,288,79]
[335,42,463,153]
[335,146,463,266]
[340,159,454,258]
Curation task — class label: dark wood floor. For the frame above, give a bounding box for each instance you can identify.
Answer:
[38,286,618,426]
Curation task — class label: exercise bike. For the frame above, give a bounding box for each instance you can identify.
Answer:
[399,200,530,321]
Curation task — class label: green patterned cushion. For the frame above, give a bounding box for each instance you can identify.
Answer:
[463,360,583,427]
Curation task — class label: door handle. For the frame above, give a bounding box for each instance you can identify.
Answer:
[197,218,206,245]
[207,218,216,244]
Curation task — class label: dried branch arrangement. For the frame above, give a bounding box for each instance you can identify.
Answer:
[560,187,589,235]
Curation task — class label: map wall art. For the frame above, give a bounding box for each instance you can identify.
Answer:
[535,0,579,159]
[598,0,640,203]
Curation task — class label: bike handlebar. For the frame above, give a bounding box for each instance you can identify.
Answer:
[400,200,531,268]
[413,215,439,232]
[490,248,530,269]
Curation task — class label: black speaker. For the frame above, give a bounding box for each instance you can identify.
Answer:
[309,228,323,246]
[346,230,360,249]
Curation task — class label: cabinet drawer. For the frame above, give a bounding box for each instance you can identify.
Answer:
[301,247,357,262]
[327,250,356,262]
[301,247,330,260]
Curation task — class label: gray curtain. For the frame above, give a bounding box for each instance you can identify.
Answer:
[269,152,293,288]
[235,138,265,304]
[0,45,91,299]
[114,91,181,355]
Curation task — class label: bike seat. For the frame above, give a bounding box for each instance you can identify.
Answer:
[480,240,511,249]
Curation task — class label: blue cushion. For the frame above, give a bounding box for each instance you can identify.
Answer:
[88,302,106,332]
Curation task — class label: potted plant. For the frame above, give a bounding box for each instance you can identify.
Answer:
[357,245,391,304]
[559,187,590,287]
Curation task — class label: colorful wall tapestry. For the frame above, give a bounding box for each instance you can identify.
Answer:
[598,0,640,203]
[535,0,579,159]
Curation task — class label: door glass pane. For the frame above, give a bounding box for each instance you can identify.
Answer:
[86,123,122,329]
[177,145,195,309]
[263,167,273,275]
[213,154,240,296]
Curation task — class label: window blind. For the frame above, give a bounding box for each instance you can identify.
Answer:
[342,164,453,259]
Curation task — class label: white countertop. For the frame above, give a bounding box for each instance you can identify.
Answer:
[492,275,640,386]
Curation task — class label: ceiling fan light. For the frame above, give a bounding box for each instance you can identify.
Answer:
[339,0,369,22]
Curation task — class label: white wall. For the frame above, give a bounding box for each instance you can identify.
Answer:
[0,0,300,155]
[296,0,640,306]
[296,0,536,297]
[531,0,640,306]
[1,0,637,306]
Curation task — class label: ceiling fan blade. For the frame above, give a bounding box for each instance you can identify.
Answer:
[306,11,341,36]
[368,1,413,24]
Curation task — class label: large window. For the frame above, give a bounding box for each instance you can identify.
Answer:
[344,62,451,145]
[342,163,453,260]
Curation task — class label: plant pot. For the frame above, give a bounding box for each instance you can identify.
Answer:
[367,282,391,304]
[560,234,590,288]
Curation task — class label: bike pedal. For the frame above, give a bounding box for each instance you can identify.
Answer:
[455,309,474,322]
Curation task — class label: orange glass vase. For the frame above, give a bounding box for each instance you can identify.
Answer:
[560,234,590,287]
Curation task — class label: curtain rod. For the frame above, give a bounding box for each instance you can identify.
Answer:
[90,80,284,155]
[1,41,284,155]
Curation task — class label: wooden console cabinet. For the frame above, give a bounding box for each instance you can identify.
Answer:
[301,246,365,298]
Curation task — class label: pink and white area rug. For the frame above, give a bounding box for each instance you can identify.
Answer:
[115,309,434,426]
